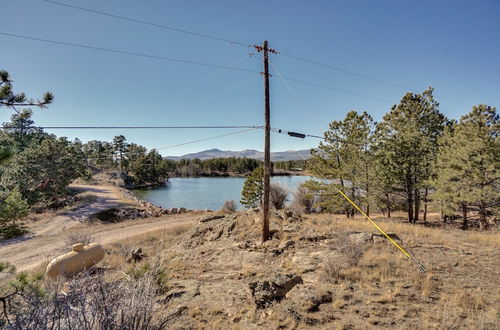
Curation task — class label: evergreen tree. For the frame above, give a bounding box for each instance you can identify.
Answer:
[434,105,499,229]
[112,135,129,171]
[0,137,86,205]
[0,69,53,163]
[310,110,376,217]
[376,87,447,223]
[240,167,264,208]
[0,188,29,239]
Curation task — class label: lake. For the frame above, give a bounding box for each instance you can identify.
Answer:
[133,176,315,211]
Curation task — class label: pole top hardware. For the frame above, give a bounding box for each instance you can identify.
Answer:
[254,45,278,54]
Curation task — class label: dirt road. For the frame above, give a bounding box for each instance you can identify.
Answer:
[0,184,194,272]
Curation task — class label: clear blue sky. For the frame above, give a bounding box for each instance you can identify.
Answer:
[2,0,499,156]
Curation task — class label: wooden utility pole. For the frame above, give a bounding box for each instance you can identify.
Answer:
[255,40,276,242]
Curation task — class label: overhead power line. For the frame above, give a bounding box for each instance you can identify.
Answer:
[0,32,258,74]
[40,0,470,106]
[280,52,472,106]
[0,125,262,130]
[42,0,251,47]
[271,127,362,146]
[0,31,394,104]
[280,75,396,104]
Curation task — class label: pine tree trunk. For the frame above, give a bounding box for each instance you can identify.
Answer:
[386,193,392,219]
[414,188,420,223]
[423,188,428,222]
[479,202,487,230]
[461,203,468,230]
[366,204,370,217]
[440,199,444,223]
[406,174,414,223]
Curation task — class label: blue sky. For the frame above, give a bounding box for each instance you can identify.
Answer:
[1,0,499,156]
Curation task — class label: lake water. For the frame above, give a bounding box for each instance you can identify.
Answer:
[133,176,315,211]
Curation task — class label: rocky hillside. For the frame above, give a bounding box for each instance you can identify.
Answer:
[147,211,499,329]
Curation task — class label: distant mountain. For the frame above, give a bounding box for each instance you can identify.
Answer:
[165,148,311,161]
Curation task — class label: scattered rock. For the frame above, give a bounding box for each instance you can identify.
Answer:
[199,214,225,223]
[286,284,332,312]
[127,247,146,263]
[347,231,373,244]
[170,208,178,214]
[161,281,201,304]
[248,273,303,308]
[178,207,187,213]
[278,240,295,250]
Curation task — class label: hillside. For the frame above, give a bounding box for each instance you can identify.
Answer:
[165,148,311,161]
[3,208,498,329]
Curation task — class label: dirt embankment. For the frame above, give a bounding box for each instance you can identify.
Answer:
[0,184,194,272]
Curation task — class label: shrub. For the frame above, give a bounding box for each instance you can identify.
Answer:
[270,183,288,210]
[291,185,314,214]
[1,265,169,328]
[65,231,93,247]
[335,232,365,267]
[0,224,27,240]
[221,200,237,213]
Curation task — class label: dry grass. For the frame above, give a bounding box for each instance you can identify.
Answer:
[12,210,499,329]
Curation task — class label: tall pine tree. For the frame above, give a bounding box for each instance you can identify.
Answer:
[434,105,499,229]
[376,87,447,223]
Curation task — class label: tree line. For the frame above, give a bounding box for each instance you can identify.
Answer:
[304,87,498,229]
[1,69,497,238]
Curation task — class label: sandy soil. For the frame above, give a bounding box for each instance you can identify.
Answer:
[0,184,194,272]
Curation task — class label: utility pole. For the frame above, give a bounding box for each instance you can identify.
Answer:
[255,40,277,242]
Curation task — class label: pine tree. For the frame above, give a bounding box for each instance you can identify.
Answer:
[311,110,376,217]
[376,87,447,223]
[240,167,264,208]
[434,105,499,229]
[112,135,129,171]
[0,188,29,239]
[0,70,53,163]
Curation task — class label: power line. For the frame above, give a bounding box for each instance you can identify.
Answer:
[280,52,472,106]
[280,75,396,104]
[0,32,259,74]
[280,52,410,90]
[271,127,363,146]
[0,125,262,130]
[40,0,470,106]
[270,57,397,104]
[42,0,251,47]
[1,29,393,104]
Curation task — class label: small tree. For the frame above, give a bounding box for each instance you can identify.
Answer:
[240,167,264,208]
[0,188,29,239]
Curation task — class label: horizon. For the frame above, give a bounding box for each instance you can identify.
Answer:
[2,0,499,156]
